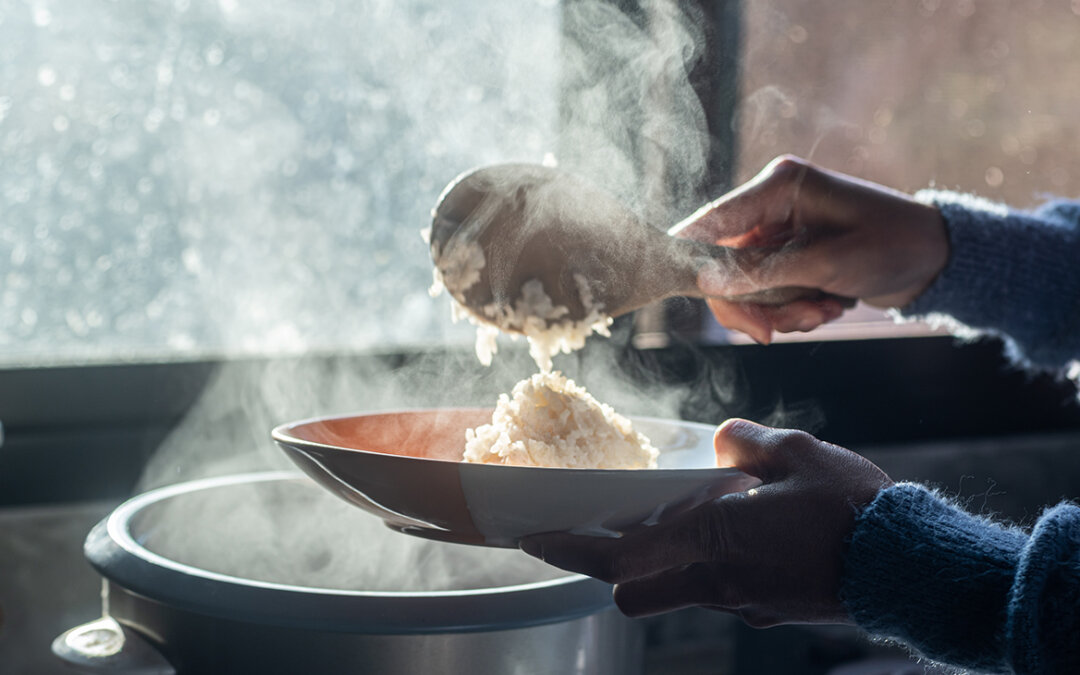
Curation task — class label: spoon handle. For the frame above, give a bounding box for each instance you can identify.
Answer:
[668,237,858,308]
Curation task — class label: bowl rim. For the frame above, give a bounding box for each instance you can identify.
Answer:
[271,407,730,475]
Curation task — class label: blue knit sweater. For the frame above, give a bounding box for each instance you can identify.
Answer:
[840,191,1080,674]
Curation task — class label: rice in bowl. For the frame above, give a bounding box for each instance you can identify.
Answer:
[464,371,658,470]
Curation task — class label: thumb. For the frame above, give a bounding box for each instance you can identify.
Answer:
[713,419,794,483]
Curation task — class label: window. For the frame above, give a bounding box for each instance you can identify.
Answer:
[1,0,560,366]
[7,1,1080,364]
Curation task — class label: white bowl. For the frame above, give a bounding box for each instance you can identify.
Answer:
[272,409,760,548]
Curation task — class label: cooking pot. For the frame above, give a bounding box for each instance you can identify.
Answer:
[54,472,643,674]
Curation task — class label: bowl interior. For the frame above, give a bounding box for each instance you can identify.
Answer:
[284,408,492,462]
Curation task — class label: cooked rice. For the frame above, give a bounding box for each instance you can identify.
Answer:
[463,371,658,470]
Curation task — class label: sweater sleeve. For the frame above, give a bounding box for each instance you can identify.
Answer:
[899,191,1080,370]
[841,483,1080,674]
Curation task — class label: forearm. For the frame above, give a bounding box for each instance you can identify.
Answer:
[841,483,1080,674]
[900,191,1080,369]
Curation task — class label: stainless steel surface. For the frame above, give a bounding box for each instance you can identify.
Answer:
[52,615,174,674]
[72,472,643,674]
[102,581,639,674]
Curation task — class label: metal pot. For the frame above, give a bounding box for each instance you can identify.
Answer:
[54,472,643,674]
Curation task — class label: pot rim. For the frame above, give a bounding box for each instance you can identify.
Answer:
[88,471,615,633]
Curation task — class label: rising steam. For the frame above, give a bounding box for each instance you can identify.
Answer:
[135,0,756,591]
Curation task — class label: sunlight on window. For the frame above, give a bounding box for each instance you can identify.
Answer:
[0,0,559,365]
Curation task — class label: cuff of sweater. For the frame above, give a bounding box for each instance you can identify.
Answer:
[1006,502,1080,674]
[903,189,1011,322]
[841,482,1027,671]
[900,190,1080,368]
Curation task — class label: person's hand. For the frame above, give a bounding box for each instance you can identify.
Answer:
[519,419,893,626]
[671,155,948,343]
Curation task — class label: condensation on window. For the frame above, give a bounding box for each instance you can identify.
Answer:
[0,0,559,365]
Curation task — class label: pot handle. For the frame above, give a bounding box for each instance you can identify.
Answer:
[52,615,175,674]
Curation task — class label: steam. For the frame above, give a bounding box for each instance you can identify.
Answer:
[135,338,699,591]
[138,351,532,490]
[738,84,860,170]
[133,0,753,592]
[139,474,565,592]
[559,0,713,224]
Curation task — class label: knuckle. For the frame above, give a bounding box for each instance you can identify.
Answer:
[766,154,804,171]
[764,154,808,181]
[774,427,817,449]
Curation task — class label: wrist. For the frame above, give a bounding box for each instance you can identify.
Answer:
[861,198,949,309]
[900,200,949,306]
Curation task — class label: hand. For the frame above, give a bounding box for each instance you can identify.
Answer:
[519,419,893,627]
[671,155,948,343]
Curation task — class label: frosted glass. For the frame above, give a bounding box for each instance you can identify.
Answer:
[0,0,559,365]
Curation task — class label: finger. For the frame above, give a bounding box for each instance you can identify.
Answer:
[757,298,847,334]
[712,419,796,482]
[520,505,722,584]
[704,298,773,344]
[696,245,831,298]
[614,563,733,617]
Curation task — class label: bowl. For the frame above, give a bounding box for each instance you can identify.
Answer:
[272,409,760,548]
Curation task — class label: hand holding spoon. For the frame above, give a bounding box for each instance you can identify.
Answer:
[428,163,855,335]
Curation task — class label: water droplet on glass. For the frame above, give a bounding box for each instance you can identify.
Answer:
[181,248,203,274]
[206,44,225,66]
[38,65,57,87]
[65,309,89,336]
